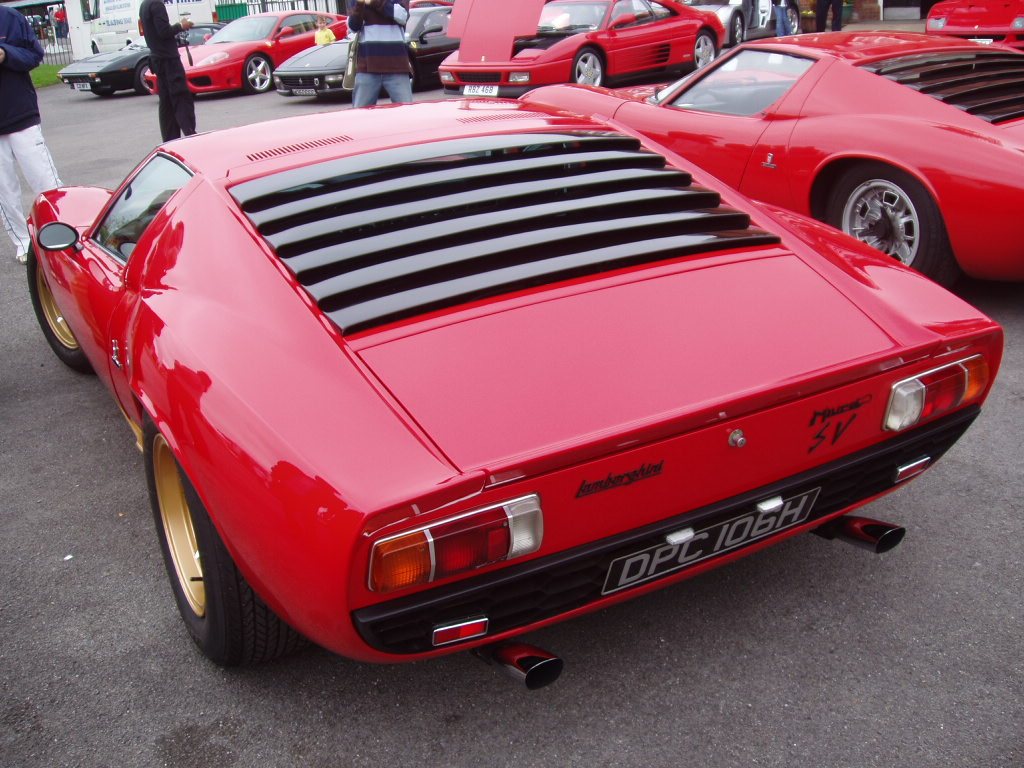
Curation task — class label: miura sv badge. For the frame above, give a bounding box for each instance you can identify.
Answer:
[601,488,821,594]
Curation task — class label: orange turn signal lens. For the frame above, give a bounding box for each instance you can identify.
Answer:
[369,531,432,593]
[960,355,989,403]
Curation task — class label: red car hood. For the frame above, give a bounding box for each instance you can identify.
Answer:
[182,41,255,68]
[357,253,897,472]
[935,0,1024,25]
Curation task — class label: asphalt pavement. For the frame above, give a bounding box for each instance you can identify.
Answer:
[1,62,1021,768]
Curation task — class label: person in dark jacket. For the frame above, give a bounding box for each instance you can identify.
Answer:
[346,0,411,108]
[139,0,196,141]
[0,5,62,264]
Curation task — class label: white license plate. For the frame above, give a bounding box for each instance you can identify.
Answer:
[293,88,316,96]
[74,82,92,91]
[970,37,994,44]
[463,84,498,96]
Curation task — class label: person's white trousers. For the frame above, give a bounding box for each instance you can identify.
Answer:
[0,124,62,260]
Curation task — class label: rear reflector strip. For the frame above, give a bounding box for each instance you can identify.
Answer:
[432,617,489,646]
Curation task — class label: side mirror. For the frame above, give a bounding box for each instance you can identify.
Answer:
[37,222,82,252]
[276,25,295,38]
[611,13,638,27]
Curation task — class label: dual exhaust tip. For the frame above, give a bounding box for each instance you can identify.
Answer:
[475,514,903,690]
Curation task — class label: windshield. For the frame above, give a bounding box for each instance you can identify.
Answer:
[538,2,609,32]
[207,16,278,43]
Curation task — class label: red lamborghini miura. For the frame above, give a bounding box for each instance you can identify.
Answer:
[439,0,724,97]
[526,32,1024,285]
[26,99,1002,684]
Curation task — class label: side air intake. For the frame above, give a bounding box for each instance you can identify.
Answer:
[230,132,780,334]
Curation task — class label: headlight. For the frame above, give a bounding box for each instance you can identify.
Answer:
[509,71,531,83]
[928,16,946,29]
[368,495,543,593]
[325,74,344,83]
[440,70,455,83]
[883,355,989,431]
[198,51,229,66]
[1012,16,1024,28]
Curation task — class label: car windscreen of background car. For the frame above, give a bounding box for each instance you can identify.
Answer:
[538,1,609,31]
[208,16,278,43]
[670,49,814,116]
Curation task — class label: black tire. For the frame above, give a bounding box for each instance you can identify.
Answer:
[132,60,150,95]
[729,13,745,46]
[91,85,115,97]
[144,423,306,665]
[825,162,960,286]
[26,249,94,374]
[242,54,273,94]
[571,46,605,87]
[693,30,717,70]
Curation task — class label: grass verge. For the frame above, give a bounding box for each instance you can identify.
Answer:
[32,64,63,88]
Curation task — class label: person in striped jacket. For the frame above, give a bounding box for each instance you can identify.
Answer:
[346,0,412,108]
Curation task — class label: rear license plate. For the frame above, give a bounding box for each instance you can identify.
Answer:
[463,84,498,96]
[293,88,316,96]
[74,83,91,91]
[602,487,821,595]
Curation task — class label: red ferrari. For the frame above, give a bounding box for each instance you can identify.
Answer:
[145,11,348,95]
[25,99,1002,683]
[927,0,1024,50]
[527,32,1024,285]
[439,0,724,97]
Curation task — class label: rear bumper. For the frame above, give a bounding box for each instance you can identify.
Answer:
[354,406,978,655]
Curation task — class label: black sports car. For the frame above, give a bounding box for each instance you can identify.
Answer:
[273,5,457,98]
[57,23,222,97]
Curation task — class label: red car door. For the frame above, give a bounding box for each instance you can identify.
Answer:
[605,0,691,76]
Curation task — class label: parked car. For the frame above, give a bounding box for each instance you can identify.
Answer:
[57,23,222,96]
[25,98,1002,680]
[927,0,1024,50]
[273,4,456,98]
[439,0,724,97]
[681,0,799,46]
[526,32,1024,284]
[144,11,347,95]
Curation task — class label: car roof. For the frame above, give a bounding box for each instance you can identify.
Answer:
[747,31,1005,64]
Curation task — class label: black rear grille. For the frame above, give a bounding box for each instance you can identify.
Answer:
[62,74,90,84]
[230,131,779,334]
[458,71,502,83]
[863,51,1024,123]
[353,407,979,654]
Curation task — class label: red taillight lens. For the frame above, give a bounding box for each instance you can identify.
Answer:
[917,365,967,421]
[884,355,989,432]
[369,495,542,593]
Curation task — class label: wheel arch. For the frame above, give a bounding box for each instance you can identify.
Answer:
[808,155,938,223]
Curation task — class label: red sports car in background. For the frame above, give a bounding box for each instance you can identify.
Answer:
[927,0,1024,49]
[527,32,1024,285]
[24,99,1001,683]
[145,11,347,95]
[440,0,724,97]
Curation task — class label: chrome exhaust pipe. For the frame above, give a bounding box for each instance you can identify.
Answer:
[475,642,564,690]
[812,515,906,554]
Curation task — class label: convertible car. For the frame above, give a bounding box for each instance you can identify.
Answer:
[927,0,1024,50]
[439,0,724,97]
[57,23,222,97]
[526,32,1024,284]
[26,99,1002,683]
[273,4,457,98]
[144,11,348,95]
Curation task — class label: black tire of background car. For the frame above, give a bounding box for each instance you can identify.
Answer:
[693,30,717,70]
[133,60,150,95]
[729,13,744,46]
[572,46,605,87]
[91,85,115,97]
[144,422,307,666]
[826,162,961,287]
[242,54,274,94]
[26,249,94,374]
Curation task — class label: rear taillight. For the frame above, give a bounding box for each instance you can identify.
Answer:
[884,355,990,432]
[369,495,543,593]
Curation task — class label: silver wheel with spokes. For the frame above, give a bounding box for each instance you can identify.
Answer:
[693,31,717,69]
[841,178,920,266]
[243,54,273,93]
[572,48,604,86]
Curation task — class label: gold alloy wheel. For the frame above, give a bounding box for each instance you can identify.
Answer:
[153,435,206,617]
[35,268,80,350]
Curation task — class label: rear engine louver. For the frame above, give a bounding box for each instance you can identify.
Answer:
[863,51,1024,124]
[245,135,353,163]
[230,132,779,334]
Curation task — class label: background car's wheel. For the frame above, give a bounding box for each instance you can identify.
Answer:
[242,54,273,94]
[91,40,99,54]
[90,85,115,97]
[729,13,745,46]
[26,249,94,374]
[572,47,604,86]
[140,66,155,95]
[825,162,960,286]
[133,60,150,95]
[145,424,306,666]
[693,31,717,70]
[785,3,800,33]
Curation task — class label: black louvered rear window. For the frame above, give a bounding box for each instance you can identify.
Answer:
[863,51,1024,124]
[230,132,780,334]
